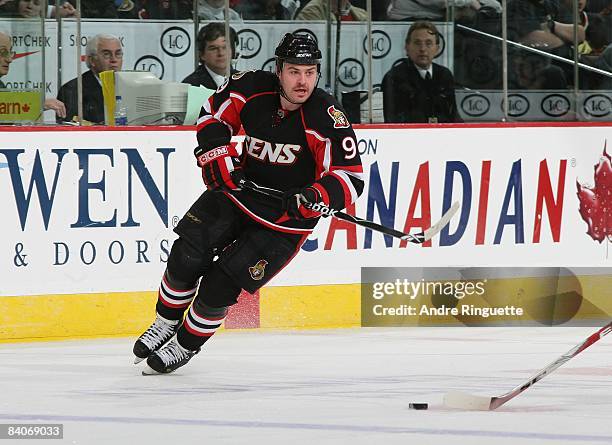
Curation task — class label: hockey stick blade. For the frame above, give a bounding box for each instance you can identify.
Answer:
[421,201,460,242]
[444,321,612,411]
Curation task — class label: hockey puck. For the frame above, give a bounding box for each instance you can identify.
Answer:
[409,403,428,410]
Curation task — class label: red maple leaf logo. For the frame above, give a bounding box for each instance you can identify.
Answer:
[22,103,30,113]
[576,143,612,243]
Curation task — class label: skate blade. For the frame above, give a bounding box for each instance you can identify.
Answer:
[134,356,146,364]
[141,364,162,376]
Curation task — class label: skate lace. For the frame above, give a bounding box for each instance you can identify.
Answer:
[157,341,189,365]
[140,318,176,349]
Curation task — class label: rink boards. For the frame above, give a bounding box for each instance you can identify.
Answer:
[1,123,611,341]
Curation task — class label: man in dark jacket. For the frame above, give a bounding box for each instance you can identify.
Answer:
[57,34,123,124]
[68,0,118,17]
[382,21,462,123]
[182,23,238,89]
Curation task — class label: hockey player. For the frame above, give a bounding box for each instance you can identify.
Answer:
[133,32,364,375]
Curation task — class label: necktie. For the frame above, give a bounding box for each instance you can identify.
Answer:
[425,71,432,81]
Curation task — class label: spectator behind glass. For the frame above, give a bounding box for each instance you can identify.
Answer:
[386,0,494,21]
[296,0,367,21]
[590,43,612,88]
[183,22,237,89]
[507,0,584,56]
[137,0,192,19]
[0,30,67,117]
[68,0,118,18]
[509,48,567,89]
[0,0,42,17]
[57,34,123,124]
[382,21,462,123]
[507,0,585,86]
[0,30,13,88]
[587,0,612,12]
[197,0,241,21]
[0,0,77,18]
[235,0,292,20]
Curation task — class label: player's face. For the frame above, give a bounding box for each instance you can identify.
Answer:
[278,63,318,106]
[202,36,231,75]
[90,39,123,74]
[0,34,13,77]
[406,28,439,70]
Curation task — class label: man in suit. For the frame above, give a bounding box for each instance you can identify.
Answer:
[0,30,66,118]
[382,21,462,123]
[57,34,123,124]
[182,23,237,89]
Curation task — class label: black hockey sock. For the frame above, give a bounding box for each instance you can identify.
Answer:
[176,303,228,351]
[155,270,198,321]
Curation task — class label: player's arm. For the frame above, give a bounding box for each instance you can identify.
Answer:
[193,72,253,191]
[285,104,365,220]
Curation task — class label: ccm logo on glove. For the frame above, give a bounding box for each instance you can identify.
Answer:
[196,146,229,166]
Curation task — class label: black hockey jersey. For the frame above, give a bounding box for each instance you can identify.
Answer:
[195,70,364,233]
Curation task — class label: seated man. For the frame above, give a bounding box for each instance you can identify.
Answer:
[507,0,585,56]
[196,0,241,21]
[182,23,237,89]
[509,49,567,89]
[296,0,367,21]
[382,21,462,123]
[57,33,123,124]
[0,30,11,90]
[386,0,499,21]
[235,0,293,19]
[0,30,66,118]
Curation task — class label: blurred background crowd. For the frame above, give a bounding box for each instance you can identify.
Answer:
[0,0,611,124]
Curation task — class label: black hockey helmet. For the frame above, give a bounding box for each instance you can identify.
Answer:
[275,32,322,68]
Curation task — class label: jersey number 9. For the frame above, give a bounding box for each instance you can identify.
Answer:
[342,137,357,160]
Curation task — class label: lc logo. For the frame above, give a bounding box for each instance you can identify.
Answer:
[541,94,571,117]
[362,30,392,59]
[503,94,529,117]
[583,94,612,118]
[133,55,165,79]
[338,58,365,87]
[245,136,301,164]
[161,27,191,57]
[236,29,262,59]
[461,94,490,117]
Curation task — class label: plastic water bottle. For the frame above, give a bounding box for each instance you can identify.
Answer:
[114,96,128,126]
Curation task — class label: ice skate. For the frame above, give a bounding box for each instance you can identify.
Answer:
[142,337,200,375]
[133,314,180,364]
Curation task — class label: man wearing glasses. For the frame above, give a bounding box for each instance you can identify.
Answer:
[0,31,13,89]
[382,21,462,123]
[57,33,123,124]
[0,30,67,118]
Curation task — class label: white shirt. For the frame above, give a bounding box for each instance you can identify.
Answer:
[205,65,226,88]
[416,65,433,80]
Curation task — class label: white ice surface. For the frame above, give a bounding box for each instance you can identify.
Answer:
[1,327,611,445]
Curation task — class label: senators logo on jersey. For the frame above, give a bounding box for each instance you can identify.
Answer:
[245,136,302,165]
[327,105,350,129]
[231,70,256,81]
[249,259,268,281]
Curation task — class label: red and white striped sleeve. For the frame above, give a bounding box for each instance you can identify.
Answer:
[195,71,255,153]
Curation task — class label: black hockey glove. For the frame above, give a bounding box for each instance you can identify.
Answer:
[282,186,329,220]
[195,145,244,191]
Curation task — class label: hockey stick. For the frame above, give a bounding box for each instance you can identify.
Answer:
[238,179,459,244]
[444,321,612,411]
